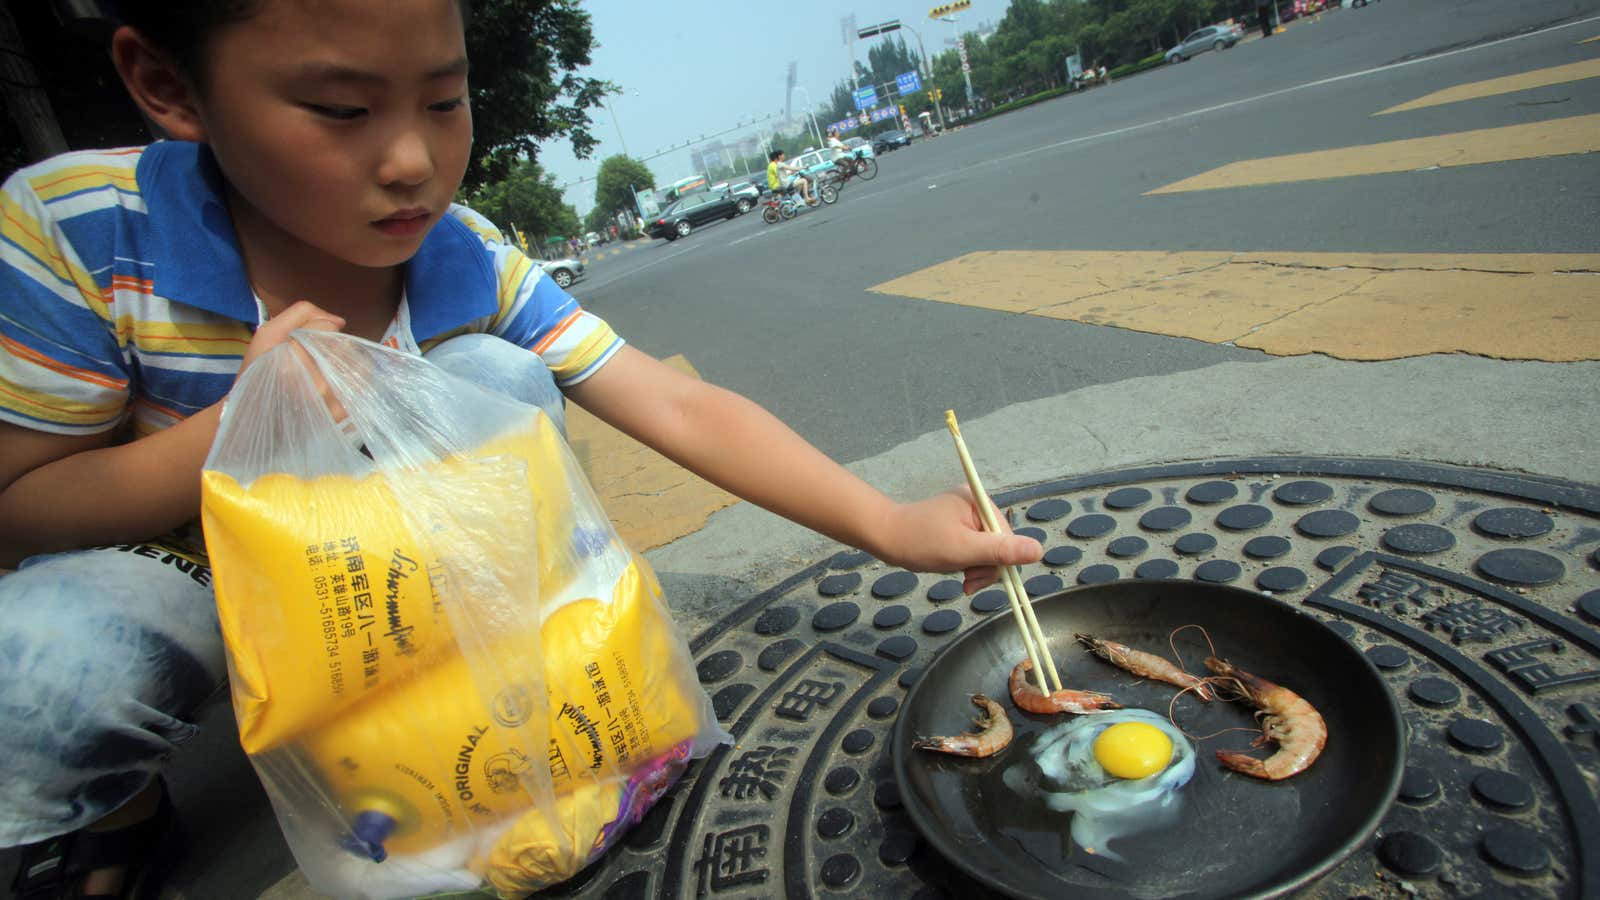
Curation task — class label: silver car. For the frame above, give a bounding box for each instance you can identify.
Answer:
[1165,23,1243,63]
[534,256,584,288]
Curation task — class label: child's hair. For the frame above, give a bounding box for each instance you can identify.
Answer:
[768,150,784,161]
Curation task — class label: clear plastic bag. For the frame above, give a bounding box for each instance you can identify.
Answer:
[199,332,730,899]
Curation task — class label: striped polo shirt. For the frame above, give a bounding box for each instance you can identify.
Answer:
[0,141,622,438]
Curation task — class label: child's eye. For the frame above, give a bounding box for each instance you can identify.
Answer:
[429,97,466,113]
[303,103,367,121]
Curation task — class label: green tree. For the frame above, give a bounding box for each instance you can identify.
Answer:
[593,155,657,217]
[461,0,612,192]
[465,158,579,244]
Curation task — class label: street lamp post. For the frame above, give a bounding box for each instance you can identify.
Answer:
[791,85,824,148]
[937,15,976,115]
[601,93,633,157]
[896,22,945,132]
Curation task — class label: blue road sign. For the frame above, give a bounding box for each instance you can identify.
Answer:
[895,70,922,94]
[854,86,879,110]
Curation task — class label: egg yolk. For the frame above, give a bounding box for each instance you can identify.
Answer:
[1092,721,1173,779]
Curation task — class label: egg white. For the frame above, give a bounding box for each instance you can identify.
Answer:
[1001,708,1196,861]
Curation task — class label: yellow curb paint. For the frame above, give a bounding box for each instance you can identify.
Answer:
[1377,58,1600,114]
[869,251,1600,362]
[564,354,738,550]
[1146,113,1600,194]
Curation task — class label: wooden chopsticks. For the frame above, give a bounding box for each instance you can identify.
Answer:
[944,410,1063,695]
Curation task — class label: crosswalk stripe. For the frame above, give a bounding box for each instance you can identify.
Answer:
[1377,57,1600,114]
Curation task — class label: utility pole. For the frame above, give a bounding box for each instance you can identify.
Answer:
[0,5,67,162]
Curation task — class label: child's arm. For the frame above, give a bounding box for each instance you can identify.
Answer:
[567,346,1042,592]
[0,302,343,567]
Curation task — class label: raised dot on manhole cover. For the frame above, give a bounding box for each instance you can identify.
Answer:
[1105,487,1152,509]
[878,832,919,866]
[1025,574,1064,596]
[1370,488,1436,517]
[1107,536,1149,558]
[1580,590,1600,624]
[1194,560,1241,583]
[711,684,755,721]
[1379,832,1442,876]
[841,729,875,755]
[1398,767,1440,803]
[696,650,743,683]
[876,636,917,661]
[1187,480,1239,504]
[1243,536,1292,559]
[1139,506,1192,532]
[1409,677,1460,708]
[824,767,860,795]
[1079,564,1120,585]
[818,572,861,596]
[1273,480,1334,505]
[923,610,962,635]
[873,605,910,629]
[813,601,860,632]
[1474,507,1554,539]
[1296,509,1362,539]
[1257,567,1307,593]
[1366,645,1410,670]
[1043,546,1082,567]
[1174,533,1217,556]
[829,549,872,569]
[1471,770,1534,811]
[1476,549,1565,586]
[754,605,799,635]
[1025,498,1070,521]
[898,667,922,689]
[1325,620,1357,639]
[1015,526,1047,544]
[874,782,903,810]
[758,639,803,672]
[1067,514,1117,539]
[867,696,899,719]
[817,807,855,838]
[1481,825,1550,874]
[1136,559,1180,580]
[1316,546,1359,570]
[971,590,1007,613]
[1217,504,1272,531]
[873,571,919,599]
[1449,718,1504,753]
[1382,524,1455,555]
[927,579,963,602]
[819,853,861,888]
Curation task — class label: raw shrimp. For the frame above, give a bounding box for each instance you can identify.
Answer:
[1009,660,1122,715]
[1204,656,1327,780]
[913,693,1014,757]
[1075,633,1218,701]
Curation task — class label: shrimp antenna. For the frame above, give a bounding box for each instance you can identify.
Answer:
[1167,623,1217,676]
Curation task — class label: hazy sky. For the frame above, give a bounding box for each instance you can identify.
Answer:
[541,0,1002,214]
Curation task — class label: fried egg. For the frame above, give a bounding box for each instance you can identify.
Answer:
[1002,708,1195,860]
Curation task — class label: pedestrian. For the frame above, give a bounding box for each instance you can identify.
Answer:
[0,2,1043,896]
[1258,0,1274,37]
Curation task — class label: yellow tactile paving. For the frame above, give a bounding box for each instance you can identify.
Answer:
[869,251,1600,362]
[1377,58,1600,114]
[565,354,737,550]
[1145,113,1600,194]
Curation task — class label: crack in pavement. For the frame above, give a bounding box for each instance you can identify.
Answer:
[1224,273,1384,344]
[1229,256,1600,277]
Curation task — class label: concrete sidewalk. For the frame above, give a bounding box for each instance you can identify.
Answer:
[133,349,1597,900]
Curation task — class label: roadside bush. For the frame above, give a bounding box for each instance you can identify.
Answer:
[966,86,1073,125]
[1109,51,1166,80]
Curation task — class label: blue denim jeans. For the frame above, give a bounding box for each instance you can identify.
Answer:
[0,334,566,845]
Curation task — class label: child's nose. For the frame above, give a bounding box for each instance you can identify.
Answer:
[378,126,435,188]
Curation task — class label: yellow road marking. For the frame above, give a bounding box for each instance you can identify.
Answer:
[869,251,1600,362]
[1378,58,1600,114]
[1146,113,1600,194]
[1581,35,1600,44]
[565,354,737,550]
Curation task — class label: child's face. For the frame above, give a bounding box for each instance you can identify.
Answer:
[195,0,473,269]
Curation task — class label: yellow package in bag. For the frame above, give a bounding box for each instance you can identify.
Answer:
[200,332,729,899]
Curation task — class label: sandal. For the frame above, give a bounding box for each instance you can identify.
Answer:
[10,778,177,900]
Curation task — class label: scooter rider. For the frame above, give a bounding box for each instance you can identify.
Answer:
[766,149,817,206]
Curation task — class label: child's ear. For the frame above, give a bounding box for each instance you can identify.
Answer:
[110,26,208,143]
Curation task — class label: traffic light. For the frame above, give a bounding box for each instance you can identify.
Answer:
[928,0,971,18]
[931,88,942,101]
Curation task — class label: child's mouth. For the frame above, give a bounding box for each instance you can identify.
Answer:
[373,209,432,236]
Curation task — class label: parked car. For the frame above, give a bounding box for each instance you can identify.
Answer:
[842,136,876,159]
[534,256,584,288]
[872,130,912,154]
[644,189,747,240]
[1165,23,1243,62]
[727,181,761,205]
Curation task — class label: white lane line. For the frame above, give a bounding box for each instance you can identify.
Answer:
[579,243,700,293]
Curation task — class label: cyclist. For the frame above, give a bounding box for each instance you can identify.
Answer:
[766,149,817,206]
[827,129,853,173]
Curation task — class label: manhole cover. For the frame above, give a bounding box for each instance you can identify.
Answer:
[537,458,1600,899]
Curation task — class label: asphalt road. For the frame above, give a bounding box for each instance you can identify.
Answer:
[570,0,1600,466]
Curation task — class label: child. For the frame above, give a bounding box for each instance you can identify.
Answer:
[0,1,1042,896]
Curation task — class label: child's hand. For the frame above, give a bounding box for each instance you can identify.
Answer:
[241,301,345,373]
[873,487,1044,595]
